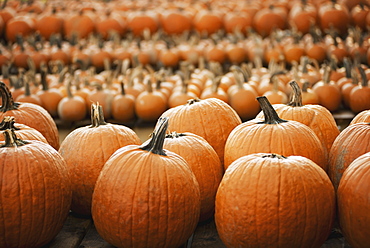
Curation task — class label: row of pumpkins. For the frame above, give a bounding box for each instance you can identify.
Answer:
[1,54,370,126]
[0,75,370,247]
[0,0,368,42]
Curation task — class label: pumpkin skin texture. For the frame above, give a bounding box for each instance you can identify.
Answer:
[256,81,340,156]
[163,132,223,223]
[328,122,370,190]
[337,152,370,248]
[59,103,141,216]
[0,116,48,144]
[224,96,327,171]
[160,98,242,166]
[215,153,335,248]
[0,82,60,150]
[0,130,72,248]
[92,117,200,248]
[350,109,370,125]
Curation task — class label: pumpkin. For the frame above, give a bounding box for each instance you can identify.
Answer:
[58,103,141,216]
[91,117,200,248]
[0,116,48,144]
[224,96,327,171]
[160,97,242,166]
[257,81,340,155]
[57,79,87,122]
[337,152,370,248]
[0,129,72,248]
[111,81,136,122]
[349,66,370,114]
[215,153,335,248]
[163,131,223,222]
[350,109,370,125]
[0,81,60,150]
[328,122,370,190]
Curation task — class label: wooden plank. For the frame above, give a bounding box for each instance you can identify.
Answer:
[43,213,92,248]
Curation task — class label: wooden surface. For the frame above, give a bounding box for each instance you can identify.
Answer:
[49,109,355,248]
[43,213,351,248]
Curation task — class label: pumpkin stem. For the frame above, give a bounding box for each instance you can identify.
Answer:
[0,116,20,131]
[165,131,186,139]
[1,129,29,148]
[287,81,303,107]
[187,98,201,105]
[90,103,107,127]
[257,96,287,124]
[0,81,21,112]
[139,117,169,156]
[262,153,287,159]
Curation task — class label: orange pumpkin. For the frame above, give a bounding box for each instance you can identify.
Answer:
[257,81,340,156]
[350,109,370,125]
[91,117,200,247]
[0,116,48,144]
[163,131,222,222]
[224,96,327,170]
[0,81,60,150]
[216,153,335,248]
[337,152,370,248]
[59,103,141,215]
[0,129,71,248]
[328,122,370,190]
[160,97,242,166]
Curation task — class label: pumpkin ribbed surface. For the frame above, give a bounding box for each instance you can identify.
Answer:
[338,152,370,248]
[160,98,242,166]
[328,122,370,190]
[92,117,200,248]
[0,136,71,248]
[216,153,335,248]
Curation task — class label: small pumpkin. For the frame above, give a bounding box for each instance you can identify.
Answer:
[0,129,72,248]
[92,117,200,248]
[215,153,335,248]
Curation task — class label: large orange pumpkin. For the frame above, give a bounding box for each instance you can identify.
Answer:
[224,96,327,171]
[92,117,200,248]
[328,122,370,190]
[160,97,242,166]
[216,153,335,248]
[0,81,60,150]
[58,103,141,216]
[163,131,223,222]
[337,152,370,248]
[0,129,72,248]
[256,81,340,155]
[350,109,370,125]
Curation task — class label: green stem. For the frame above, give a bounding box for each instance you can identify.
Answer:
[257,96,287,124]
[139,117,169,155]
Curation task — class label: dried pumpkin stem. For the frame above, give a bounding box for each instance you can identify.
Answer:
[257,96,287,124]
[287,81,303,107]
[139,117,169,156]
[0,116,20,131]
[90,103,107,127]
[165,131,186,139]
[262,153,287,159]
[0,81,20,112]
[1,129,29,148]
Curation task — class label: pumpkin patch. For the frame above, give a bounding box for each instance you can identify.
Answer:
[0,0,369,246]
